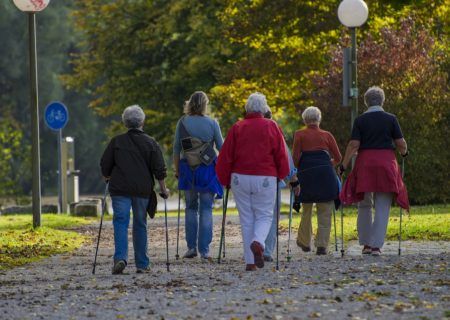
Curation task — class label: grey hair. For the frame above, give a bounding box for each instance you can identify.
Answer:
[122,105,145,129]
[364,86,385,107]
[245,92,269,114]
[302,106,322,125]
[184,91,209,115]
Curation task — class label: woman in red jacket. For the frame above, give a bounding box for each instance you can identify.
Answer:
[216,93,289,271]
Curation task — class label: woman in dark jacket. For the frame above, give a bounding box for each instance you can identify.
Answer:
[340,86,409,256]
[101,105,168,274]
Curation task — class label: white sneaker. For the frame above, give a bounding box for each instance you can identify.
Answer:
[371,248,381,256]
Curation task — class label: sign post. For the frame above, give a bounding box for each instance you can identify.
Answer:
[44,102,69,213]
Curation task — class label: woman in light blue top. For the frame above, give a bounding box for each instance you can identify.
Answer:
[173,91,224,260]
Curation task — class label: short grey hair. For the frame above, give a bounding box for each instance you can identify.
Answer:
[122,105,145,129]
[364,86,385,107]
[184,91,209,115]
[302,106,322,125]
[245,92,269,114]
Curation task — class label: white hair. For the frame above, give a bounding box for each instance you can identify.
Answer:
[364,86,385,107]
[122,105,145,129]
[302,106,322,125]
[245,92,270,114]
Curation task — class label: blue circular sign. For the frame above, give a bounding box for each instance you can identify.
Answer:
[44,102,69,130]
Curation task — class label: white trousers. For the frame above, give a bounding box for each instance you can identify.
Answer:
[231,173,277,264]
[357,192,393,248]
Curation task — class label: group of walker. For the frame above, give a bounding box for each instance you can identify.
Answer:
[97,86,409,274]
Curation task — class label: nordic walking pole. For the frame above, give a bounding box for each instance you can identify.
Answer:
[276,181,280,271]
[398,156,406,256]
[339,173,345,258]
[218,187,229,264]
[92,181,109,275]
[286,188,293,262]
[175,191,181,260]
[333,207,338,252]
[160,192,170,272]
[222,191,227,258]
[340,204,345,257]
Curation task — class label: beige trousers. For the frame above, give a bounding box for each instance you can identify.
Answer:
[297,201,334,248]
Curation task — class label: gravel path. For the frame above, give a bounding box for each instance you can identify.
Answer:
[0,216,449,320]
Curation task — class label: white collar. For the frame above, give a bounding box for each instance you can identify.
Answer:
[365,105,384,113]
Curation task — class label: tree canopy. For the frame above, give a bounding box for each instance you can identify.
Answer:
[1,0,448,203]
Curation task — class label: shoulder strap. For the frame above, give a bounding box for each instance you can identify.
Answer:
[178,116,191,140]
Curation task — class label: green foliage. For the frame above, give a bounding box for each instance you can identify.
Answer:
[0,214,91,270]
[64,0,230,145]
[0,1,109,195]
[0,116,30,204]
[64,0,449,203]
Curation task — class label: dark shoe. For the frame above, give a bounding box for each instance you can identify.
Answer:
[250,241,264,268]
[136,266,151,274]
[246,264,257,271]
[263,255,273,262]
[112,260,126,275]
[362,245,372,255]
[296,240,311,252]
[316,247,327,255]
[183,248,198,259]
[371,248,381,256]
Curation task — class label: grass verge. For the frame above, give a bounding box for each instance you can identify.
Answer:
[0,214,93,270]
[279,204,450,241]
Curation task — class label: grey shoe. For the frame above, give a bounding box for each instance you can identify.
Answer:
[200,254,213,263]
[263,255,274,262]
[136,266,151,274]
[112,260,126,275]
[183,248,198,259]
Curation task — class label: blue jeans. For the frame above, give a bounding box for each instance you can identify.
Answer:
[112,196,149,269]
[264,187,282,257]
[184,190,214,256]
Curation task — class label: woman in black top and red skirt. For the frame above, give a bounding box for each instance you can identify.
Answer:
[340,86,409,256]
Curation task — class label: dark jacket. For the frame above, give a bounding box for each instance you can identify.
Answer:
[100,129,167,198]
[296,150,340,207]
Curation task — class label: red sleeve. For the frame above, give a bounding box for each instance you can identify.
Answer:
[327,132,342,166]
[215,125,236,187]
[292,131,301,168]
[272,124,290,180]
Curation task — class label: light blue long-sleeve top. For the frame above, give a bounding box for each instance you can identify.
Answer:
[173,115,224,156]
[280,146,297,188]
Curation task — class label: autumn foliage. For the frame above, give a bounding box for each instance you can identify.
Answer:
[312,19,449,204]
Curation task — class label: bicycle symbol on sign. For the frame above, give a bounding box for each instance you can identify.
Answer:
[47,110,66,124]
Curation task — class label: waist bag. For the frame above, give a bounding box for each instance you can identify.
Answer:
[179,117,216,168]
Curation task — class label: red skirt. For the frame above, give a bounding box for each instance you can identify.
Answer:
[340,149,409,210]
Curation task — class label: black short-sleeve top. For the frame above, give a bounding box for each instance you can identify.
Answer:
[351,108,403,150]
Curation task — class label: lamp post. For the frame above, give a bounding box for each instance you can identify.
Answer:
[338,0,368,132]
[12,0,51,228]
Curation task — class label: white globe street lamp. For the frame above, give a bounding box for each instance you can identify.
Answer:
[12,0,50,12]
[337,0,368,131]
[12,0,51,228]
[338,0,369,28]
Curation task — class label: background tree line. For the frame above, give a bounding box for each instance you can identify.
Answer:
[1,0,449,204]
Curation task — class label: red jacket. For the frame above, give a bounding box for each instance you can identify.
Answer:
[340,149,409,210]
[216,113,290,186]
